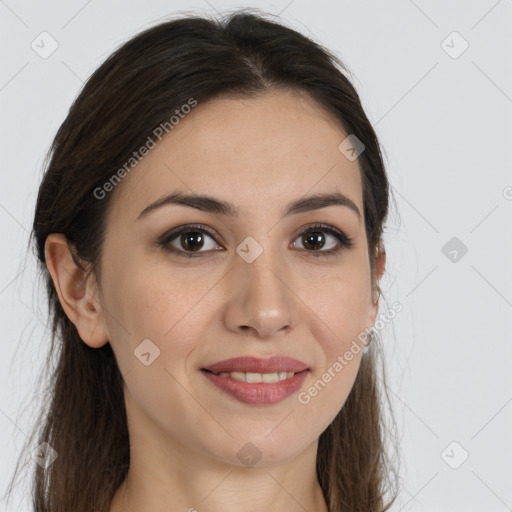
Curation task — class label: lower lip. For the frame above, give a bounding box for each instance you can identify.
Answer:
[201,370,309,405]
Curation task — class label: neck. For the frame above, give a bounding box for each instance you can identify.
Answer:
[111,444,329,512]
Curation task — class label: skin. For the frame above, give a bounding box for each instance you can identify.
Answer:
[45,89,385,512]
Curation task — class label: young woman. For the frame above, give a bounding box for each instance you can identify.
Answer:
[10,9,397,512]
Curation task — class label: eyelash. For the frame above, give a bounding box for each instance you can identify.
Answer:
[157,223,354,259]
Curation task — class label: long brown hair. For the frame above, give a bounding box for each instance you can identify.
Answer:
[6,9,398,511]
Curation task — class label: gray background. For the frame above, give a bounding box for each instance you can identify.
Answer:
[1,0,511,510]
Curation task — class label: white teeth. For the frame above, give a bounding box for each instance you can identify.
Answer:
[262,372,278,383]
[216,371,295,383]
[230,372,245,381]
[246,372,262,383]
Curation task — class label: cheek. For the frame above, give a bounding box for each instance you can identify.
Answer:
[120,355,212,459]
[302,268,372,346]
[106,269,211,441]
[290,351,362,455]
[100,266,189,377]
[283,270,370,436]
[301,342,363,406]
[107,261,213,339]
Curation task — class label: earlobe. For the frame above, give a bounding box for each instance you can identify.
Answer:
[366,243,386,331]
[372,243,386,304]
[375,243,386,283]
[44,233,109,348]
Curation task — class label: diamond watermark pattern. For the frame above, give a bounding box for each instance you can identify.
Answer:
[237,442,262,467]
[31,442,58,469]
[134,338,161,366]
[338,134,365,161]
[442,237,468,263]
[236,236,263,263]
[31,31,59,59]
[441,441,469,469]
[441,31,469,59]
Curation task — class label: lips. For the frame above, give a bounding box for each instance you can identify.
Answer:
[202,356,309,374]
[201,356,310,405]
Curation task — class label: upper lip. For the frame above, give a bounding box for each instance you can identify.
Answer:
[202,356,309,374]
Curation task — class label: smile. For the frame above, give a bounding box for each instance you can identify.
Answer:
[210,370,296,383]
[201,368,309,405]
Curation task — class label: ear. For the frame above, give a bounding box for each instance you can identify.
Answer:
[366,243,386,328]
[44,233,109,348]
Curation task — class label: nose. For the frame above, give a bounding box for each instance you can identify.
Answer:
[223,250,299,339]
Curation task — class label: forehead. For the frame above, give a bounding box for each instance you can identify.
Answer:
[109,90,363,223]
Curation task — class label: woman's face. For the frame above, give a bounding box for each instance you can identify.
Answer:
[97,90,381,467]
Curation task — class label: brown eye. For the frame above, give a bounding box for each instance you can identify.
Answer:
[292,224,353,257]
[158,224,221,257]
[180,231,206,251]
[301,231,328,251]
[158,223,353,259]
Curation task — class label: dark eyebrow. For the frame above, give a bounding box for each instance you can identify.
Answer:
[137,191,361,222]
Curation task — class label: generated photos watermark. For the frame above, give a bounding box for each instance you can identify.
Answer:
[93,98,198,200]
[298,301,403,405]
